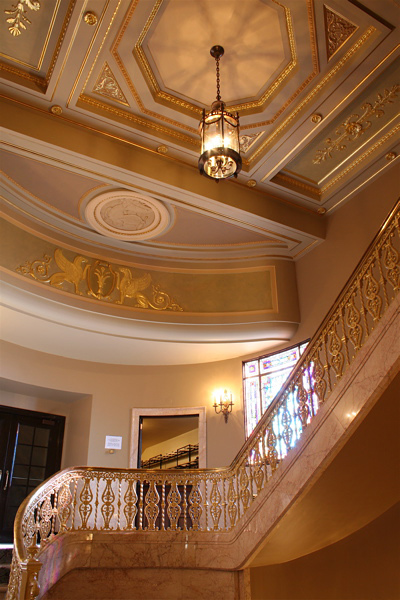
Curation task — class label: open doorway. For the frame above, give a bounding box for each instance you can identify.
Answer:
[130,407,206,469]
[139,415,199,469]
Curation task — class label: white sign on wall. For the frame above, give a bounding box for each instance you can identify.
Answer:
[105,435,122,450]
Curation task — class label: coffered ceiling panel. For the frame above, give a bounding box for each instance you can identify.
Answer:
[0,0,397,211]
[0,0,399,365]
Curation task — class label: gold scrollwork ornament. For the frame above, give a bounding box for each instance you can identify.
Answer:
[5,0,40,36]
[87,260,117,300]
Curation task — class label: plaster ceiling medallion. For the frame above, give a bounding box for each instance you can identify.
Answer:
[85,191,170,241]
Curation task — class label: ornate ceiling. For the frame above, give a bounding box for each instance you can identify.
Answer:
[0,0,399,364]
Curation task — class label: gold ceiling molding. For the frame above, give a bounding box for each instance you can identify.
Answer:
[80,0,197,134]
[320,123,400,194]
[79,94,199,146]
[81,0,317,149]
[93,62,129,106]
[132,0,299,116]
[258,26,376,173]
[239,133,264,154]
[68,0,122,106]
[16,248,184,311]
[324,5,358,61]
[274,123,400,198]
[0,0,75,90]
[4,0,41,37]
[239,0,319,130]
[313,83,400,164]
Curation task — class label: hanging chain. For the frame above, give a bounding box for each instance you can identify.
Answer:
[215,57,221,102]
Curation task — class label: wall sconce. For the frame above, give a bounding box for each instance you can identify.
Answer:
[213,389,234,423]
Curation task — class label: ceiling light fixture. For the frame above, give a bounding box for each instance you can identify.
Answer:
[198,46,241,181]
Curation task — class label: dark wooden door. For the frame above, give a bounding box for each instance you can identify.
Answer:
[0,406,65,543]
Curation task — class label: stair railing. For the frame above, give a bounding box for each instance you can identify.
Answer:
[6,201,399,600]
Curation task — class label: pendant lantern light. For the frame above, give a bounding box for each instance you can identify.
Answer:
[198,46,241,181]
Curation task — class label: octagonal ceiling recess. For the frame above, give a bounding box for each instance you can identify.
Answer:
[144,0,287,105]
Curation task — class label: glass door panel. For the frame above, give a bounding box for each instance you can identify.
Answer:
[0,407,65,543]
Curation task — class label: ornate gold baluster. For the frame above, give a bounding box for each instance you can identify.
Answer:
[383,234,400,292]
[116,476,122,531]
[123,478,138,530]
[222,475,227,530]
[296,378,309,429]
[93,475,100,530]
[312,352,327,406]
[188,480,203,531]
[167,481,181,530]
[22,511,37,550]
[328,322,345,378]
[100,476,115,530]
[227,478,237,528]
[204,479,209,530]
[57,483,72,531]
[78,477,93,530]
[161,479,166,531]
[144,479,160,530]
[364,263,382,321]
[376,248,389,309]
[38,496,53,544]
[322,333,333,392]
[138,480,144,530]
[252,444,264,494]
[183,482,188,531]
[239,464,251,512]
[281,396,293,451]
[346,293,363,352]
[339,309,351,367]
[210,479,222,530]
[267,421,278,472]
[71,478,79,531]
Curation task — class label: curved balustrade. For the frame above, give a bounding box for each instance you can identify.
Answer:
[7,201,400,600]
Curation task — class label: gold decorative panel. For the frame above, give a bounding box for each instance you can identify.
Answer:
[4,0,41,37]
[313,84,400,165]
[93,63,129,106]
[324,5,357,60]
[16,249,183,311]
[274,59,400,197]
[1,219,281,315]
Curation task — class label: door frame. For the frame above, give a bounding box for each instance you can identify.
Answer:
[0,405,65,543]
[130,407,206,469]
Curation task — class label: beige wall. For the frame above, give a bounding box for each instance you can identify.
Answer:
[250,502,400,600]
[0,169,398,470]
[0,345,244,469]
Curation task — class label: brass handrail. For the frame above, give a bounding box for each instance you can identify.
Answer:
[6,200,399,600]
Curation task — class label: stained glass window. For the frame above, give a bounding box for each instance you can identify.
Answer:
[243,341,308,438]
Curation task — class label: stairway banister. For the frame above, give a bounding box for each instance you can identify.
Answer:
[6,200,399,600]
[228,198,400,470]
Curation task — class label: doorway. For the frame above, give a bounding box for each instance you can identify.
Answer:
[130,407,206,469]
[139,415,199,469]
[0,406,65,543]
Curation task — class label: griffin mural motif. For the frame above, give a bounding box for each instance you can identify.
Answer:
[49,249,89,295]
[115,267,152,305]
[16,249,183,311]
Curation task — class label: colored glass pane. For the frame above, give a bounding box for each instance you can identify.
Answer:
[244,360,259,378]
[260,347,300,374]
[245,378,261,438]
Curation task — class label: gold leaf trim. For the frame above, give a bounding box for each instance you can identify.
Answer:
[16,249,183,312]
[313,84,400,164]
[4,0,40,37]
[324,5,357,61]
[93,62,129,106]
